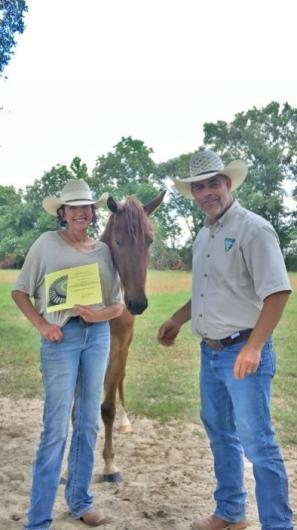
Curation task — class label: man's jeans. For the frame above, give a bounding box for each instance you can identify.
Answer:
[200,339,293,530]
[24,319,110,530]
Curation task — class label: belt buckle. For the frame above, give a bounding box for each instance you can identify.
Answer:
[79,316,93,327]
[205,339,222,351]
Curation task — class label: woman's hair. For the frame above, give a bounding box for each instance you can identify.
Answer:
[56,205,97,227]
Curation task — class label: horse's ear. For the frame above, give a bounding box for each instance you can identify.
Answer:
[107,196,118,213]
[143,190,166,216]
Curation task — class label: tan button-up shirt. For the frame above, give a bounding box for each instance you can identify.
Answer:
[191,201,291,339]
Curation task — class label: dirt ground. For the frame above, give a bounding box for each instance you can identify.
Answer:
[0,397,296,530]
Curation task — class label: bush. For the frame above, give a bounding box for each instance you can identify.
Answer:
[285,254,297,271]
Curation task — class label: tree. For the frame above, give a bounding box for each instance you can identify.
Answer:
[0,184,40,267]
[24,163,74,206]
[203,102,297,251]
[0,158,91,266]
[156,152,204,251]
[157,102,297,256]
[0,0,28,73]
[91,136,174,243]
[24,157,96,236]
[91,136,157,198]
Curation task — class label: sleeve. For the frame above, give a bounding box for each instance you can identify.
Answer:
[13,235,46,297]
[242,224,292,301]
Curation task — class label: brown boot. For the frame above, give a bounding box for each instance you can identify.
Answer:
[80,509,111,527]
[191,515,248,530]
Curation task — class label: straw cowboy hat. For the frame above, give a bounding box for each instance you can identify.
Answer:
[43,179,108,215]
[172,150,248,199]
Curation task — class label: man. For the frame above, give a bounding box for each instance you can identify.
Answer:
[158,150,293,530]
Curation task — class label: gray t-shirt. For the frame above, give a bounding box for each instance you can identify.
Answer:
[13,231,122,327]
[191,201,291,339]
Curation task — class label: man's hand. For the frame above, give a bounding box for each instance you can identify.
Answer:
[233,344,261,379]
[38,321,63,342]
[233,291,291,379]
[158,318,181,346]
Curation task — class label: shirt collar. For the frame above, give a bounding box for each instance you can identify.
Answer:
[204,200,241,228]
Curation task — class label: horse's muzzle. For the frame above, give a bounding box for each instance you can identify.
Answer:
[125,296,148,315]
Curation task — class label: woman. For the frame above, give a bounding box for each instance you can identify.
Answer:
[12,179,123,529]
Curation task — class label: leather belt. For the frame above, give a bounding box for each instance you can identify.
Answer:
[68,316,94,327]
[203,329,252,351]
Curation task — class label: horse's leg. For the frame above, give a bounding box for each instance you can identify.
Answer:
[118,376,132,434]
[101,364,122,482]
[101,311,134,482]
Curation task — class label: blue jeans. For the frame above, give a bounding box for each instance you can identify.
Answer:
[24,319,110,530]
[200,339,293,530]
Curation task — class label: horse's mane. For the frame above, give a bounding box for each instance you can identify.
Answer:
[101,197,153,245]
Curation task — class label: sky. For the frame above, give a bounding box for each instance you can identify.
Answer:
[1,0,297,191]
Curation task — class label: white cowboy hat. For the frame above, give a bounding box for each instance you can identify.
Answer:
[171,150,248,199]
[42,179,108,215]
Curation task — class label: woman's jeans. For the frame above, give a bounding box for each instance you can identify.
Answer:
[24,319,110,530]
[200,339,293,530]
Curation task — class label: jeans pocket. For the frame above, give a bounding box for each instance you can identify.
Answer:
[40,337,64,365]
[259,341,276,377]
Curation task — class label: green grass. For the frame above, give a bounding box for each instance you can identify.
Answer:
[0,282,42,397]
[1,269,296,445]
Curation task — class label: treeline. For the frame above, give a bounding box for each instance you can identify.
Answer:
[1,101,297,270]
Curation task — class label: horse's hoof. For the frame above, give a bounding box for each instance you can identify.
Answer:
[119,424,132,434]
[102,472,123,483]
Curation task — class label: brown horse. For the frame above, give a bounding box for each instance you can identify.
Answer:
[100,191,165,482]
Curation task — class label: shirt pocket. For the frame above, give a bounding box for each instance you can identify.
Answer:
[211,241,241,286]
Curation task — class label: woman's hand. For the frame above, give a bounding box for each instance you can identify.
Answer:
[38,321,64,342]
[11,290,63,341]
[74,303,123,323]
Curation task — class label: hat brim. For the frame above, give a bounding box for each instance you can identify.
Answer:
[43,192,108,215]
[171,160,248,199]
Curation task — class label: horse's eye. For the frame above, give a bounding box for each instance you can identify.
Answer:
[116,240,121,246]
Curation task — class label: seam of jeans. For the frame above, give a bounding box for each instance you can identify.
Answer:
[259,372,288,526]
[69,373,82,510]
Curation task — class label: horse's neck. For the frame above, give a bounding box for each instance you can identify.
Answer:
[101,219,126,294]
[100,220,112,248]
[101,220,115,262]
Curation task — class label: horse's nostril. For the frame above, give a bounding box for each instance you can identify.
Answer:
[125,297,148,315]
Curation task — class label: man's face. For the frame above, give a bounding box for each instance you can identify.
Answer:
[191,174,232,223]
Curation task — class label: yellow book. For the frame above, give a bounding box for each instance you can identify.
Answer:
[45,263,102,313]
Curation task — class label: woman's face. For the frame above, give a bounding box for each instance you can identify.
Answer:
[63,204,93,231]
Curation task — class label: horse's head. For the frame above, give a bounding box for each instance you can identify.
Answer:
[101,191,165,315]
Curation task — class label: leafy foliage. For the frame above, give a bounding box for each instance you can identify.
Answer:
[203,102,297,250]
[0,162,85,265]
[154,102,297,259]
[0,0,28,73]
[92,136,156,198]
[156,153,204,247]
[1,103,297,269]
[92,137,175,243]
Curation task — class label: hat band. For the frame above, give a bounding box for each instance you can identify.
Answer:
[191,168,222,178]
[64,198,93,203]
